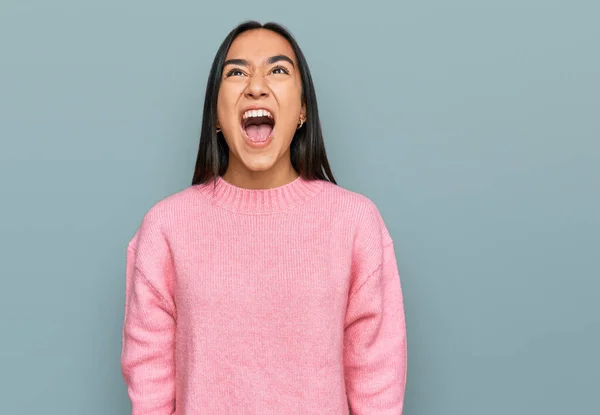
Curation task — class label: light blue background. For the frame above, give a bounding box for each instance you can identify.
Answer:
[1,1,598,414]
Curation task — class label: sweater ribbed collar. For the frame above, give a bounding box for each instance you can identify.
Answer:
[195,175,324,214]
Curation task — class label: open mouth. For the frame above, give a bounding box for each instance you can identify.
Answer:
[241,109,275,144]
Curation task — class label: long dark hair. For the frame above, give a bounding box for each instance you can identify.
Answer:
[191,21,336,185]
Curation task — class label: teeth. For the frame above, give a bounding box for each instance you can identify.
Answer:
[243,109,273,119]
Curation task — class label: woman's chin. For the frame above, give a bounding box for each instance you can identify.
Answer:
[239,155,278,172]
[226,130,292,173]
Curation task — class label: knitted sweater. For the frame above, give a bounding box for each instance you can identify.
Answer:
[120,176,407,414]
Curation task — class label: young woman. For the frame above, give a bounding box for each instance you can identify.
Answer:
[121,21,407,414]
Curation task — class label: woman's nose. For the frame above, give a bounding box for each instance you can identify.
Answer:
[244,74,269,99]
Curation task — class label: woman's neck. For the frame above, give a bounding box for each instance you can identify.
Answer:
[222,155,299,190]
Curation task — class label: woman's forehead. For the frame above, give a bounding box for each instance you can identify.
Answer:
[225,29,297,64]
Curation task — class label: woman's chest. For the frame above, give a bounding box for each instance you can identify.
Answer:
[169,218,353,321]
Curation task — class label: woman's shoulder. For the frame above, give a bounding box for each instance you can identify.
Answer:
[141,185,201,222]
[126,185,204,249]
[319,180,381,216]
[318,180,393,244]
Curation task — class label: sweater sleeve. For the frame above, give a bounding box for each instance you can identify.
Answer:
[120,214,177,415]
[344,204,408,414]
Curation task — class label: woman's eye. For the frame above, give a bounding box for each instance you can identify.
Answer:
[225,68,245,77]
[271,66,289,75]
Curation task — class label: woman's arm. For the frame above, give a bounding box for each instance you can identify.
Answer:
[121,216,177,415]
[344,204,408,414]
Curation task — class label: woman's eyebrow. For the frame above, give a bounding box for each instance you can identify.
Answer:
[223,58,249,67]
[266,55,295,67]
[223,55,295,68]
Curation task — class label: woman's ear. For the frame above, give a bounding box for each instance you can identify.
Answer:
[297,107,307,130]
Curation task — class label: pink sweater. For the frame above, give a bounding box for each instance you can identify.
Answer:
[121,176,407,414]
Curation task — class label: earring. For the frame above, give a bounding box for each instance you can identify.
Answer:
[216,128,221,134]
[297,116,305,129]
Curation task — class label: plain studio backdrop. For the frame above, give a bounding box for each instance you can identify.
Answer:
[0,1,598,414]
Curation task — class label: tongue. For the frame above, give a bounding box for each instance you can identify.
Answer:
[245,123,273,142]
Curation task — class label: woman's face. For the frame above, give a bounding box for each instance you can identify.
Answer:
[217,29,305,176]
